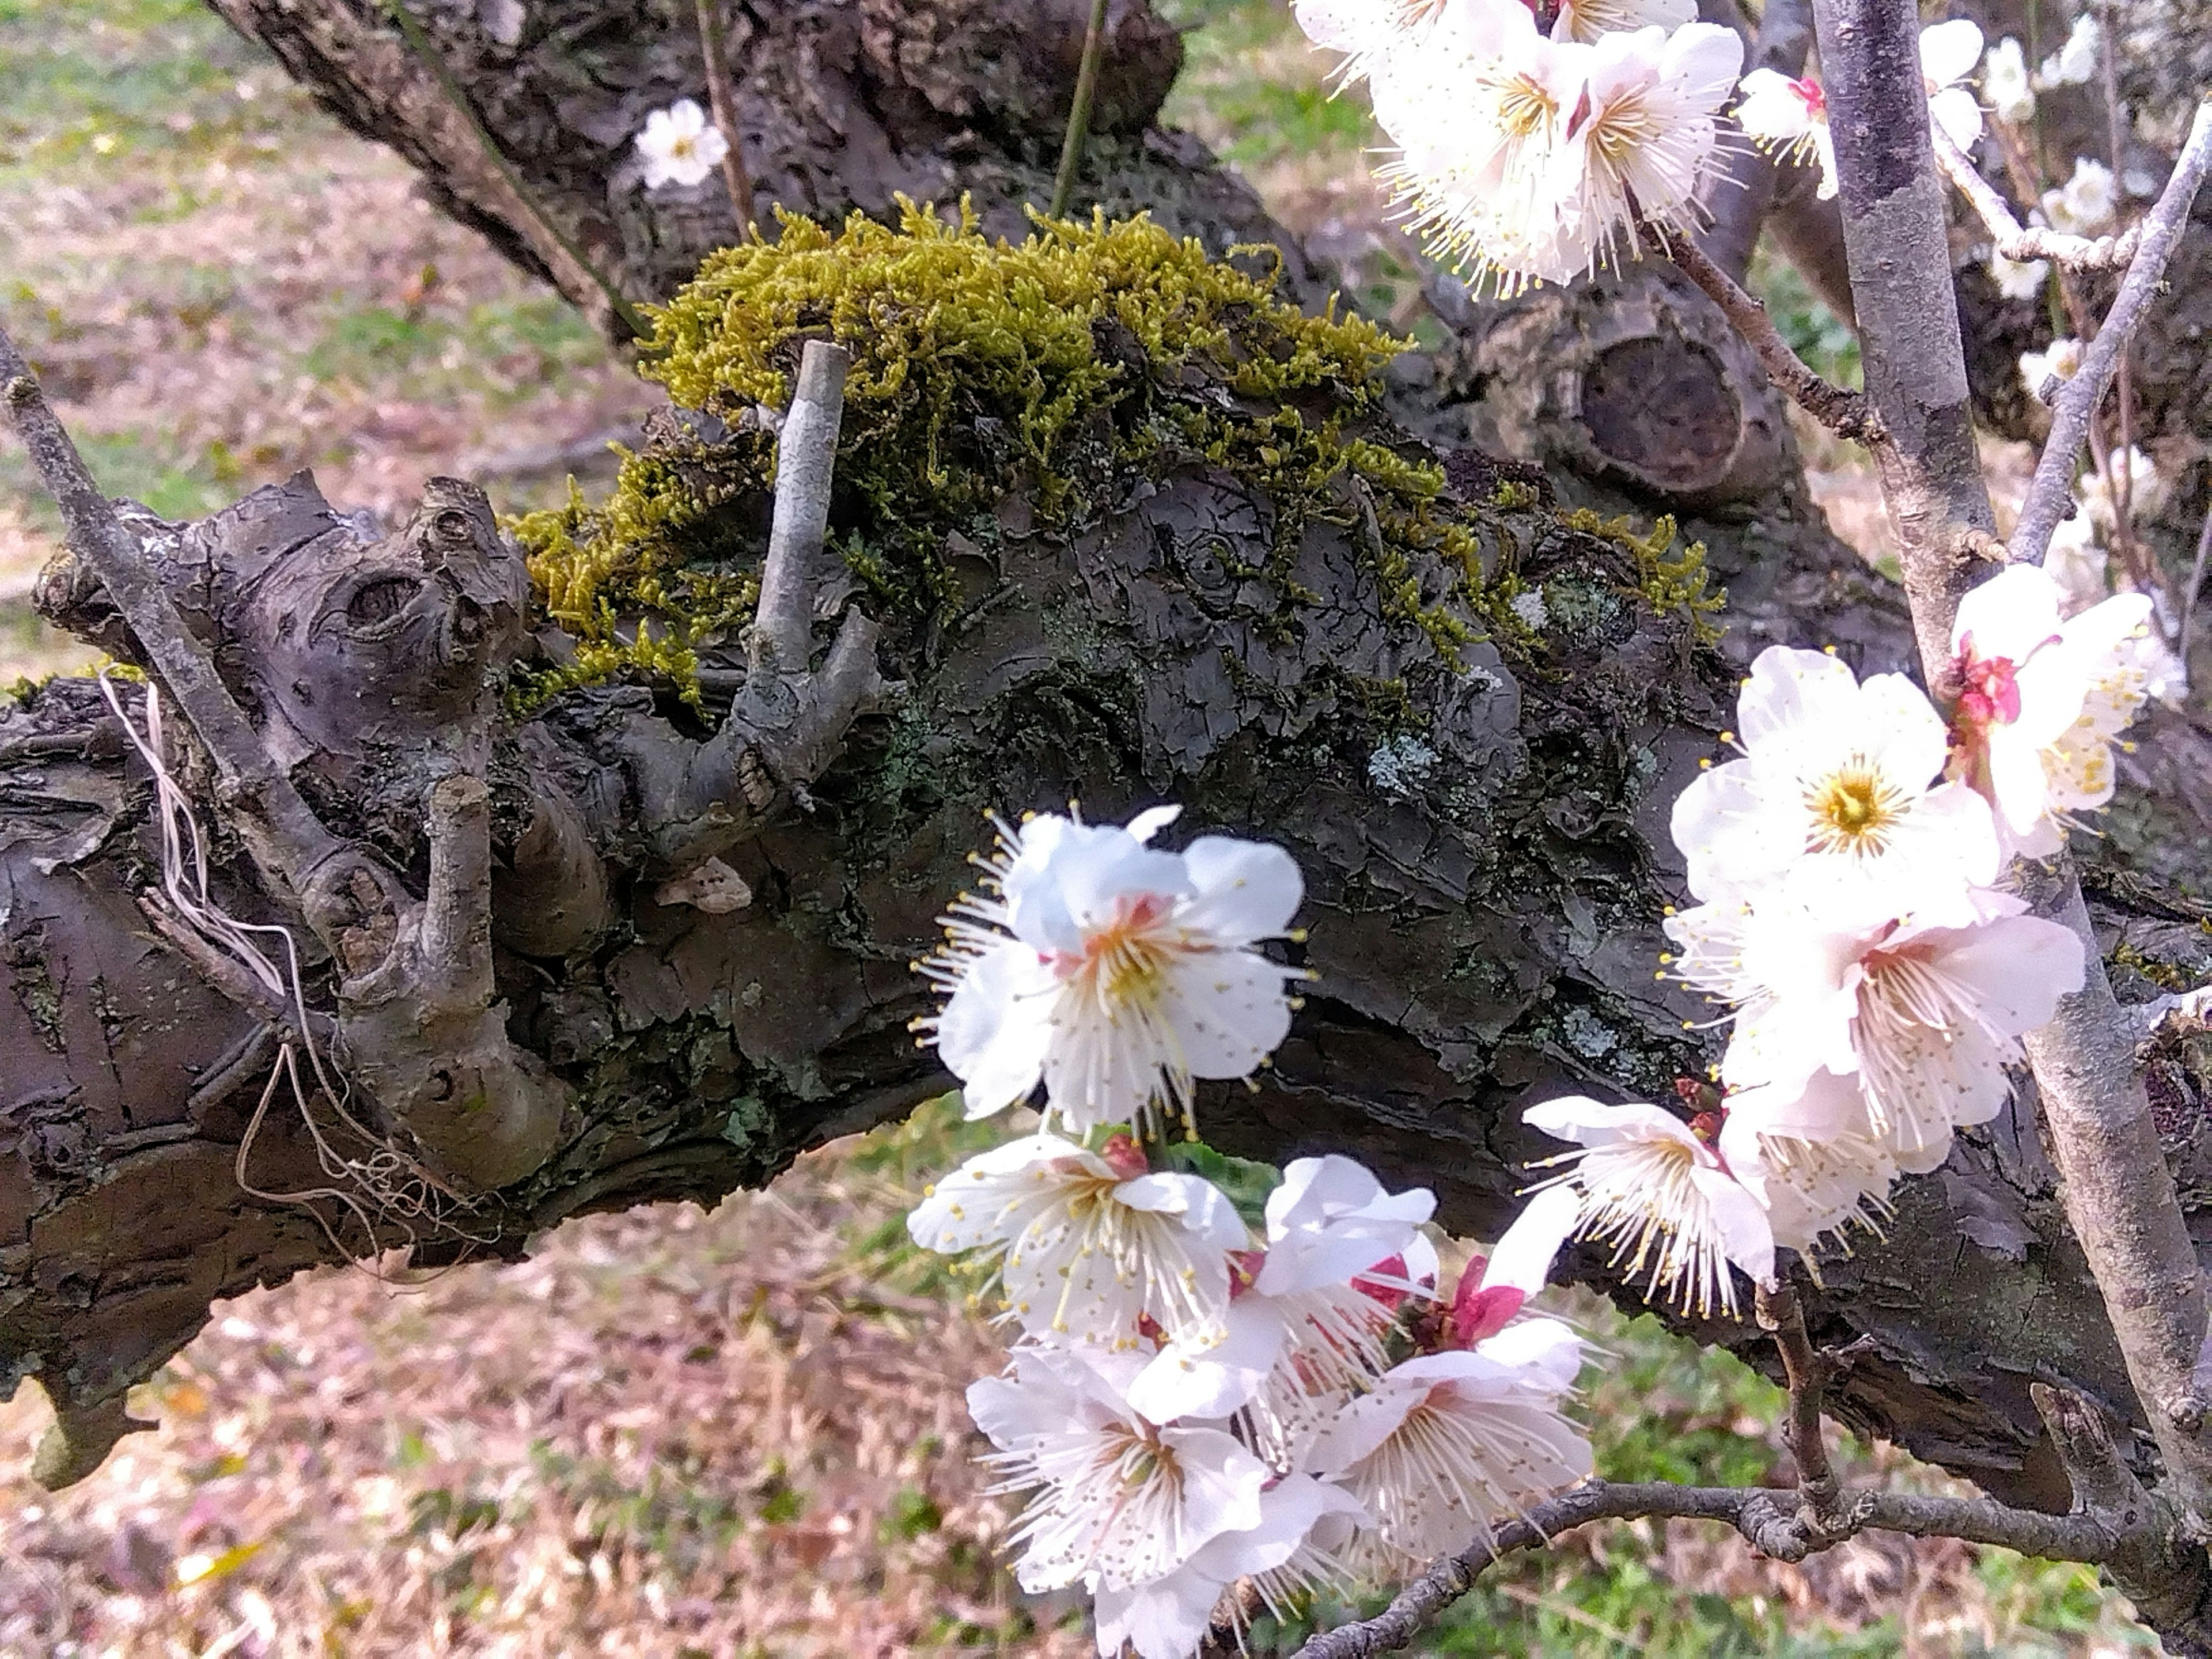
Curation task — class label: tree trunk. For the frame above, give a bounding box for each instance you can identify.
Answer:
[3,0,2207,1522]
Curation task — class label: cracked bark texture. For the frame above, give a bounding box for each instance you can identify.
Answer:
[0,0,2195,1545]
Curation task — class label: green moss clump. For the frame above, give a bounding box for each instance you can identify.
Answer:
[514,200,1585,700]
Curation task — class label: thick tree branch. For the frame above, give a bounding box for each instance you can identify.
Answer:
[1813,0,2212,1532]
[1653,224,1883,442]
[2012,99,2212,570]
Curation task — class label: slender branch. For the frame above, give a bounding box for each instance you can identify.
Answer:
[692,0,757,230]
[2013,99,2212,570]
[384,0,650,342]
[1757,1280,1842,1527]
[1290,1474,2119,1659]
[1047,0,1112,221]
[0,325,341,896]
[2179,495,2212,658]
[1930,127,2142,268]
[1652,223,1884,442]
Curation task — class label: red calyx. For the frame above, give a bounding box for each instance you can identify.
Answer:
[1099,1132,1150,1181]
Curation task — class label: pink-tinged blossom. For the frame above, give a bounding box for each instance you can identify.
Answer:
[1668,888,2083,1166]
[916,806,1304,1139]
[1090,1474,1368,1659]
[1733,69,1836,198]
[967,1344,1270,1594]
[908,1133,1248,1347]
[1127,1156,1433,1457]
[1306,1317,1591,1571]
[1948,565,2157,857]
[1513,1097,1774,1317]
[1669,645,2000,918]
[634,99,728,190]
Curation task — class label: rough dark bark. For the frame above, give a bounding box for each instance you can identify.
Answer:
[0,0,2198,1556]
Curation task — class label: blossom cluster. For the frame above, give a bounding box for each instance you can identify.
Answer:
[1291,0,1744,290]
[1535,567,2155,1316]
[907,809,1593,1655]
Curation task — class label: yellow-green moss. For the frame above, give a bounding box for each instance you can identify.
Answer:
[1560,508,1725,645]
[513,201,1560,699]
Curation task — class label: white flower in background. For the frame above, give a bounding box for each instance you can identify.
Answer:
[2035,13,2101,88]
[2018,336,2084,403]
[916,806,1304,1139]
[2081,445,2164,531]
[1292,0,1510,89]
[967,1344,1270,1594]
[1513,1096,1775,1316]
[2044,157,2119,233]
[1988,249,2051,301]
[1548,0,1696,43]
[2044,510,2109,614]
[1984,36,2035,125]
[1092,1474,1367,1659]
[908,1133,1248,1347]
[1669,646,2001,918]
[1720,1071,1900,1253]
[1949,565,2158,855]
[634,99,728,191]
[1918,18,1986,153]
[1549,21,1746,271]
[1127,1157,1434,1454]
[1307,1316,1591,1570]
[1733,69,1837,198]
[1670,889,2083,1164]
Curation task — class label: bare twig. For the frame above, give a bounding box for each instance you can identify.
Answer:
[1047,0,1112,220]
[751,339,852,673]
[1756,1281,1843,1528]
[1930,127,2142,268]
[1652,223,1885,442]
[0,325,342,896]
[692,0,757,229]
[2013,99,2212,570]
[2179,495,2212,657]
[1289,1473,2120,1659]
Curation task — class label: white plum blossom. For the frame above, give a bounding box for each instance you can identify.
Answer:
[1307,1315,1591,1571]
[1719,1070,1899,1254]
[2044,157,2119,234]
[634,99,728,191]
[1984,36,2035,125]
[1092,1474,1366,1659]
[1514,1096,1775,1316]
[2036,13,2101,88]
[2081,444,2164,531]
[968,1344,1270,1594]
[1548,0,1695,43]
[917,806,1304,1139]
[1732,69,1836,199]
[1370,8,1739,290]
[1550,22,1746,272]
[908,1132,1248,1347]
[1948,565,2158,855]
[2019,336,2085,403]
[1669,646,2001,919]
[1918,17,1986,154]
[1127,1156,1434,1456]
[1988,249,2051,301]
[1668,887,2083,1166]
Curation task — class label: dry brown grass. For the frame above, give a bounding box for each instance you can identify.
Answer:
[0,1143,1084,1658]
